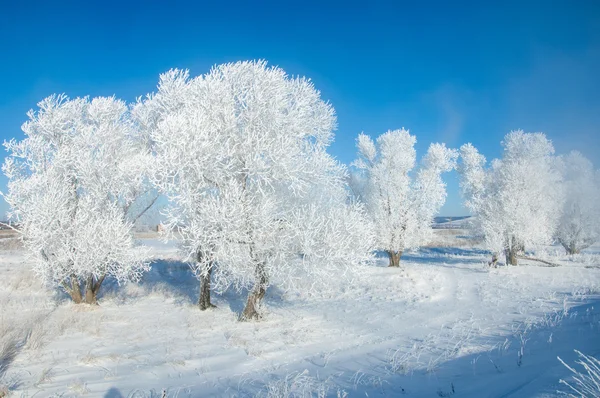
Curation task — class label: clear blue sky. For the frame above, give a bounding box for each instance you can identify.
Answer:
[1,0,599,217]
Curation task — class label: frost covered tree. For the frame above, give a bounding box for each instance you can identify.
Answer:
[133,68,230,310]
[2,95,153,304]
[458,131,563,265]
[351,129,458,267]
[138,61,373,318]
[556,151,600,254]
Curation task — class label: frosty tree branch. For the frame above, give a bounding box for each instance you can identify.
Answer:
[2,95,154,303]
[458,131,563,266]
[351,129,457,267]
[138,61,374,318]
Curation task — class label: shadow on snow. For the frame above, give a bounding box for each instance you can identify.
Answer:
[228,298,600,397]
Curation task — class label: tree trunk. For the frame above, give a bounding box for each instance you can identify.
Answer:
[68,276,83,304]
[505,247,518,265]
[566,247,580,255]
[241,261,268,321]
[84,275,95,304]
[563,241,580,255]
[387,250,402,267]
[198,266,216,310]
[504,236,521,266]
[83,274,106,305]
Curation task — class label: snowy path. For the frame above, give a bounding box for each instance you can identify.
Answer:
[1,244,599,397]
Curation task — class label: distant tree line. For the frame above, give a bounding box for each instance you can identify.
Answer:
[2,60,598,316]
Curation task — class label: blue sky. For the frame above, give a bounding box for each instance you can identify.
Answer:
[1,0,599,217]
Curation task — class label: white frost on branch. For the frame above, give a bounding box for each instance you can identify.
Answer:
[137,61,373,313]
[351,129,457,266]
[458,131,563,263]
[555,151,600,254]
[2,95,153,301]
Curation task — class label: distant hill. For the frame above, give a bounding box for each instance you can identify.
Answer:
[434,216,471,224]
[433,216,472,229]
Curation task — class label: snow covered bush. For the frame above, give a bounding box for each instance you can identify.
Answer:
[458,131,563,265]
[259,370,347,398]
[138,61,373,318]
[351,129,457,267]
[556,151,600,254]
[2,95,153,304]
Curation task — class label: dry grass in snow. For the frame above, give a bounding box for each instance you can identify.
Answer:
[0,234,599,396]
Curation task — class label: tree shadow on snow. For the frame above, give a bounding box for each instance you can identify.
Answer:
[218,287,250,315]
[123,259,254,316]
[82,258,291,319]
[374,247,490,269]
[351,298,600,397]
[421,247,489,257]
[233,298,600,397]
[104,387,124,398]
[212,285,291,317]
[141,259,199,301]
[60,246,492,307]
[50,259,200,305]
[95,259,198,305]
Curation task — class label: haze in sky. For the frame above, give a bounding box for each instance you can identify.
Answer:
[1,0,599,217]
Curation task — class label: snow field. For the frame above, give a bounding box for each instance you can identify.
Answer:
[0,240,599,397]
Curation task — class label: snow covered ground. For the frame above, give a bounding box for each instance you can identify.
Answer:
[1,233,599,397]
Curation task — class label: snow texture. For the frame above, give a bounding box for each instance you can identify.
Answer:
[1,234,599,397]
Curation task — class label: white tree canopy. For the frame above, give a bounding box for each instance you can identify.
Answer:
[137,61,374,316]
[555,151,600,254]
[2,95,153,302]
[351,129,457,266]
[458,130,563,264]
